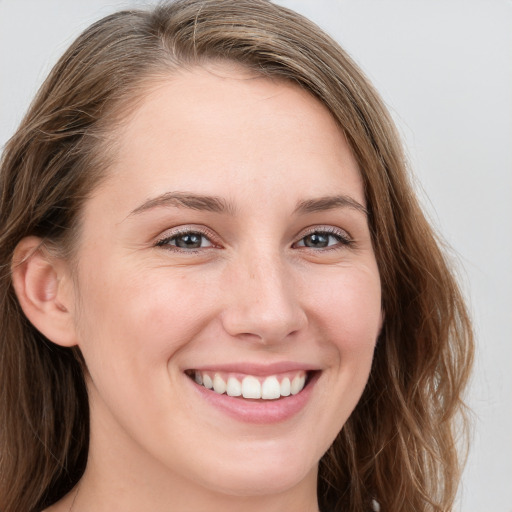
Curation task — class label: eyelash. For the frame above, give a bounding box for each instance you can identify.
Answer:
[154,226,353,253]
[293,226,353,251]
[155,227,219,253]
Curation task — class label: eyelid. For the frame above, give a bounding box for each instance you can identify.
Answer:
[153,224,353,252]
[296,225,352,241]
[154,225,221,249]
[293,225,354,249]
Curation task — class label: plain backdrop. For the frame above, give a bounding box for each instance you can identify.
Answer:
[1,1,511,511]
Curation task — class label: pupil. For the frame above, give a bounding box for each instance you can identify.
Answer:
[177,233,201,248]
[305,233,328,247]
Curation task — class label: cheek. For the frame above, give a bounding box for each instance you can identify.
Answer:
[72,264,215,430]
[73,259,222,371]
[308,265,381,401]
[308,264,382,345]
[288,265,381,457]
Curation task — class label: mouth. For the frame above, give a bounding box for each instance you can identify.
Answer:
[185,369,315,401]
[183,364,320,423]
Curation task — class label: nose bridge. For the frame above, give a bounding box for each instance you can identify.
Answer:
[221,247,306,343]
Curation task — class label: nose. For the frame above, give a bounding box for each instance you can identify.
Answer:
[220,253,307,344]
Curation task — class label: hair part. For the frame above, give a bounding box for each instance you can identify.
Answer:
[0,1,473,511]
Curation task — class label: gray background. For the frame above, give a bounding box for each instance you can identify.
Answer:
[1,1,511,511]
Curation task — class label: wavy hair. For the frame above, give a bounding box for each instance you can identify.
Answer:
[0,1,473,511]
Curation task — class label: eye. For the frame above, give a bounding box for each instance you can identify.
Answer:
[156,230,214,250]
[293,229,352,249]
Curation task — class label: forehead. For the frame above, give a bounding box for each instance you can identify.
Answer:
[118,64,346,152]
[90,63,364,219]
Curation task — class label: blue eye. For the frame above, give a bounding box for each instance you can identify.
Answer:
[294,230,351,249]
[157,231,213,250]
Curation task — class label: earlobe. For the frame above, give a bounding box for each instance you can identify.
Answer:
[11,236,77,347]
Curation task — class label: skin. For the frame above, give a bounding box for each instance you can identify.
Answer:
[34,63,382,511]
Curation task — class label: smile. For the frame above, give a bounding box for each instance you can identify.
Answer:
[187,370,307,400]
[184,365,320,423]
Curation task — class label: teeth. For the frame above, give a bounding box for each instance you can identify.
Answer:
[261,376,280,399]
[213,374,227,394]
[203,374,213,389]
[191,371,308,399]
[280,377,291,397]
[226,376,242,397]
[291,374,306,395]
[242,376,261,399]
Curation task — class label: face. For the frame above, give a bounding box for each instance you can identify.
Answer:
[67,64,382,500]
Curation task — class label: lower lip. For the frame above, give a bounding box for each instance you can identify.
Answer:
[187,372,320,424]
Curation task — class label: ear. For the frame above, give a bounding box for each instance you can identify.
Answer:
[11,236,77,347]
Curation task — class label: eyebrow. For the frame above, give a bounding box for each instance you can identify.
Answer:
[128,192,237,217]
[294,195,368,216]
[128,192,367,218]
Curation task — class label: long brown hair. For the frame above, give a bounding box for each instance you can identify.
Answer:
[0,1,473,510]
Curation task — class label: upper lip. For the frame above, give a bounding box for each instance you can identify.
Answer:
[185,361,321,376]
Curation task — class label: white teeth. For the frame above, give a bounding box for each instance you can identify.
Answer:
[261,376,281,399]
[213,374,227,394]
[242,376,261,399]
[290,374,306,395]
[226,376,242,397]
[192,371,308,399]
[202,374,213,389]
[280,377,291,397]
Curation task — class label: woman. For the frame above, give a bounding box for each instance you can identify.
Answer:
[0,1,473,511]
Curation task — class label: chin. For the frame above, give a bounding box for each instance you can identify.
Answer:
[203,466,315,498]
[188,440,319,498]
